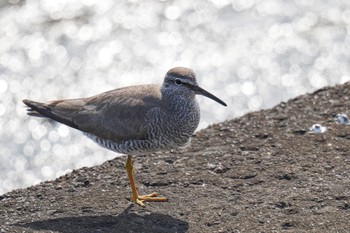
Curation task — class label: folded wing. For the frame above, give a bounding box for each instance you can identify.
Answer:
[23,84,162,143]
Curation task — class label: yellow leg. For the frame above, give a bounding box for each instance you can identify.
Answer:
[125,155,168,207]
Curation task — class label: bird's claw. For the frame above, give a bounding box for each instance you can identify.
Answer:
[130,192,168,207]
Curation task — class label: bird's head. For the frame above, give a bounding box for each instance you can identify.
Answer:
[162,67,227,107]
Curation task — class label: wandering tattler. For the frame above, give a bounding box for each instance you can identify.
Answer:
[23,67,227,206]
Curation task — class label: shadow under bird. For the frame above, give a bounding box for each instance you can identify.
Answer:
[23,67,227,206]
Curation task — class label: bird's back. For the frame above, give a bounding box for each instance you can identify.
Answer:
[24,84,162,143]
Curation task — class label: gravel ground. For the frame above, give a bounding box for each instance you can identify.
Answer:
[1,82,350,233]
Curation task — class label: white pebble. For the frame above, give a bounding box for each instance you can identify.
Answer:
[309,124,327,133]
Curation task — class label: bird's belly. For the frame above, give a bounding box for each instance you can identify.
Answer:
[84,131,190,155]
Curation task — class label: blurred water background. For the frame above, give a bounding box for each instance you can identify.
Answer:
[1,0,350,194]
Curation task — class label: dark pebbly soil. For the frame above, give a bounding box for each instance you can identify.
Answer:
[1,82,350,233]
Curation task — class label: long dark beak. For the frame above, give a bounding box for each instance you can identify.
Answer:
[192,85,227,107]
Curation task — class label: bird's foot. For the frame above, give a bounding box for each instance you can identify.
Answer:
[130,192,168,207]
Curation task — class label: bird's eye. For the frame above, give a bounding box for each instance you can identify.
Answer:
[174,78,183,85]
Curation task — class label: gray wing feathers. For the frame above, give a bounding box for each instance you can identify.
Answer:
[24,84,162,143]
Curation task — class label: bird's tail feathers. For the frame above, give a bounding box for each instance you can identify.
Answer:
[22,99,79,130]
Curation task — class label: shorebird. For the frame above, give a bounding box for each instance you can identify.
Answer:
[23,67,227,206]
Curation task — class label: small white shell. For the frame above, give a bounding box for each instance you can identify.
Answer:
[335,113,349,125]
[309,124,327,133]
